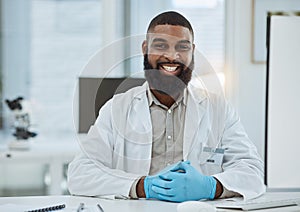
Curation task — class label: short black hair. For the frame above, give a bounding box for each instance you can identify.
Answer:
[147,11,194,39]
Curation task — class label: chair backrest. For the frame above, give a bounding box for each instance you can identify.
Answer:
[78,77,145,133]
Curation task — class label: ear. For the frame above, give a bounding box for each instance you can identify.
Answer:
[192,43,195,54]
[142,40,148,55]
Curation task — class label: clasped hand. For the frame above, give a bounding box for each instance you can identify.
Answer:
[144,161,216,202]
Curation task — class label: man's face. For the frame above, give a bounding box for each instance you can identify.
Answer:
[143,24,195,96]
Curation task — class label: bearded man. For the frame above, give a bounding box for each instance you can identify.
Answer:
[68,11,265,202]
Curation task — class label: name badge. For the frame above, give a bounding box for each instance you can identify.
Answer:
[202,146,225,166]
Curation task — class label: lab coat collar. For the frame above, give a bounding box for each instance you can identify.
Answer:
[187,83,208,104]
[147,87,187,109]
[145,84,187,107]
[139,81,207,105]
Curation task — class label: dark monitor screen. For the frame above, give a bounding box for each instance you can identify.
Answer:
[78,77,145,133]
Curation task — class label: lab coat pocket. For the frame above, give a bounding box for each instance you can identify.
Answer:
[198,147,224,175]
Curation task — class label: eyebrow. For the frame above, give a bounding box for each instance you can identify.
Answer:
[152,38,192,44]
[177,40,192,45]
[152,38,167,43]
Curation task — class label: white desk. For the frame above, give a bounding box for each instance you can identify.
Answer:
[0,134,81,195]
[0,195,178,212]
[0,193,300,212]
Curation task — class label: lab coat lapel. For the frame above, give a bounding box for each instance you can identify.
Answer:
[183,87,207,160]
[124,84,152,168]
[129,84,152,133]
[132,92,152,134]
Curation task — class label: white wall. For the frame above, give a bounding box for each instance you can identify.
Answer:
[225,0,266,157]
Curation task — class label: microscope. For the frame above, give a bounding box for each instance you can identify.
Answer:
[5,97,37,149]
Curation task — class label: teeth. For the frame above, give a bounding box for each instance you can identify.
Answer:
[162,65,177,72]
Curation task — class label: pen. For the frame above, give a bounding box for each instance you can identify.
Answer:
[97,203,105,212]
[25,203,65,212]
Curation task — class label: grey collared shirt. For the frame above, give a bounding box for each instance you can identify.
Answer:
[129,88,187,198]
[147,88,187,175]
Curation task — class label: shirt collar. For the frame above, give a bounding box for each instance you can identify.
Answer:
[146,85,187,107]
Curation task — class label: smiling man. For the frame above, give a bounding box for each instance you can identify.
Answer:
[68,11,265,202]
[143,16,194,108]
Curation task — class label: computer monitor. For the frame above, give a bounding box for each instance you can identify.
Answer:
[78,77,145,133]
[265,14,300,191]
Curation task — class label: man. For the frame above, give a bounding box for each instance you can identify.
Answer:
[68,11,265,202]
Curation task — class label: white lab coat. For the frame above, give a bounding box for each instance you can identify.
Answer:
[68,82,265,200]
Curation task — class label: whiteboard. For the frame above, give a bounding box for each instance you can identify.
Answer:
[266,15,300,190]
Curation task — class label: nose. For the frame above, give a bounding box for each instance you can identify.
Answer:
[163,49,180,61]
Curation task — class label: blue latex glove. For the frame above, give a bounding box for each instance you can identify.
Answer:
[144,161,184,199]
[151,161,217,202]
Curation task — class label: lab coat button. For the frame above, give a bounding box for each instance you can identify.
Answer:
[167,135,172,140]
[168,109,172,114]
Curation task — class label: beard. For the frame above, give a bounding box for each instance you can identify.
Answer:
[144,54,193,98]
